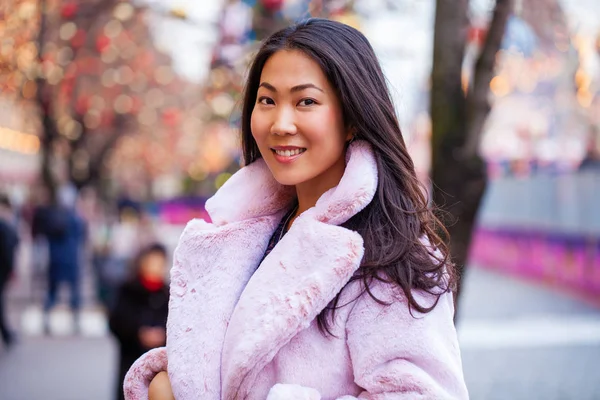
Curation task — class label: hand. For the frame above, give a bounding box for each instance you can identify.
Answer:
[149,371,175,400]
[139,327,166,349]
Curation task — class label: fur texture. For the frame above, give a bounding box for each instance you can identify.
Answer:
[124,141,468,400]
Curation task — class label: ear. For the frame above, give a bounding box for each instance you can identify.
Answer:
[345,126,356,142]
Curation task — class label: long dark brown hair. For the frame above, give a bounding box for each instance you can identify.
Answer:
[240,18,456,335]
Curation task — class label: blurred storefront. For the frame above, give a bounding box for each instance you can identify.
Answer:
[0,98,40,206]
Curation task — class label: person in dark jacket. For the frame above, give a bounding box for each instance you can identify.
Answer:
[33,186,86,334]
[0,194,19,348]
[109,243,169,400]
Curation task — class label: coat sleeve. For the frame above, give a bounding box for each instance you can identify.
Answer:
[123,347,168,400]
[267,284,469,400]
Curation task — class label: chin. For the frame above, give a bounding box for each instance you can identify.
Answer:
[272,174,301,187]
[270,170,307,187]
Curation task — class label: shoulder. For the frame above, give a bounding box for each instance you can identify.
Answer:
[344,278,454,328]
[343,279,459,371]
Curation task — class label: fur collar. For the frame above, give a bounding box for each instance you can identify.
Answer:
[205,140,378,226]
[166,141,378,399]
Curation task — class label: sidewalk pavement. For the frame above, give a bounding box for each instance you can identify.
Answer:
[0,335,116,400]
[458,266,600,400]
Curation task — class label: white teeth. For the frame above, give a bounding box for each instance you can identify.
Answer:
[274,148,304,157]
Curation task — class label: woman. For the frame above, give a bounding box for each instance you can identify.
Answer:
[125,18,468,400]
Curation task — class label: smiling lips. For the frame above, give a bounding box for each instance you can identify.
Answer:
[271,146,306,163]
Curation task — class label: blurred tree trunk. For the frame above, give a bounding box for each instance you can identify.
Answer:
[36,0,59,203]
[430,0,513,317]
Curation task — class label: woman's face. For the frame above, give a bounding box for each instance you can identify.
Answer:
[251,49,352,190]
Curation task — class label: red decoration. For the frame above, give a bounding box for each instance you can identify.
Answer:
[130,96,142,114]
[40,53,55,63]
[96,35,111,53]
[70,29,86,48]
[101,110,114,126]
[75,96,90,114]
[64,64,78,79]
[60,81,74,96]
[136,51,154,68]
[162,108,180,127]
[261,0,284,11]
[468,26,487,45]
[76,57,95,75]
[61,3,78,19]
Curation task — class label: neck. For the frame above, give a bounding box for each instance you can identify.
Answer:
[140,275,164,291]
[294,154,347,218]
[293,188,320,221]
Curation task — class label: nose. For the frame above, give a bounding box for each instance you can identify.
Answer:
[270,106,297,136]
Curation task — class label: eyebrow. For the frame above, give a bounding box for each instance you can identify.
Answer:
[258,82,324,93]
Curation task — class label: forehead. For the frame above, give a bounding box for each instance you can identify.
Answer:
[143,251,166,260]
[259,49,328,87]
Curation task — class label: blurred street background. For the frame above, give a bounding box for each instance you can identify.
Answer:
[1,0,599,399]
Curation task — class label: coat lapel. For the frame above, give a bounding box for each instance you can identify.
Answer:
[220,217,366,399]
[166,159,295,399]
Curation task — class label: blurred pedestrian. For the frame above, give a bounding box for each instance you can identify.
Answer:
[0,194,19,348]
[127,19,467,400]
[109,243,169,400]
[33,185,87,334]
[96,200,158,310]
[26,186,52,300]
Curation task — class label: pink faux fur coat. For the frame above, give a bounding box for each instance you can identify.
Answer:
[124,141,469,400]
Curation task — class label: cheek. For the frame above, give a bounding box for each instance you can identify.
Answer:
[250,112,267,143]
[308,109,346,146]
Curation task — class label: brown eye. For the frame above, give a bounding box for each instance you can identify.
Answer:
[298,98,316,106]
[258,96,274,105]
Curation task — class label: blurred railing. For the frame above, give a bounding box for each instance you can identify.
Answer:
[471,166,600,299]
